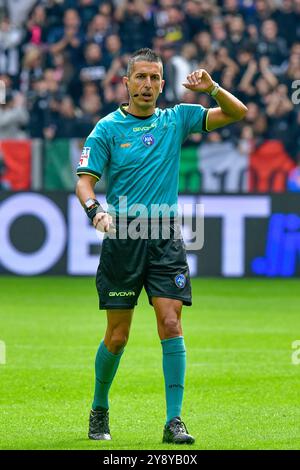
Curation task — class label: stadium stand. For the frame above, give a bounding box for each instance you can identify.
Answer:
[0,0,299,192]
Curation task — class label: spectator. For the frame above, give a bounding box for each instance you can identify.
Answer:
[210,17,227,49]
[196,0,218,24]
[78,89,102,134]
[103,34,122,69]
[244,0,274,28]
[102,84,119,115]
[81,81,99,100]
[222,0,240,17]
[114,78,130,104]
[295,0,300,42]
[159,43,177,103]
[266,93,294,156]
[168,42,199,101]
[98,2,114,18]
[0,91,28,138]
[77,0,99,30]
[0,73,12,94]
[237,52,278,103]
[24,4,48,46]
[257,56,278,90]
[237,124,254,156]
[52,96,80,138]
[79,42,106,84]
[51,51,74,87]
[44,0,66,31]
[48,8,84,64]
[184,0,210,40]
[156,6,188,49]
[281,42,300,89]
[155,0,176,30]
[27,70,62,138]
[4,0,37,27]
[272,0,297,47]
[201,46,238,94]
[0,16,23,79]
[257,19,288,74]
[216,46,239,76]
[194,31,212,58]
[225,15,248,58]
[235,43,256,86]
[27,78,48,137]
[240,101,268,143]
[20,45,44,94]
[102,54,130,88]
[86,14,112,47]
[116,0,155,52]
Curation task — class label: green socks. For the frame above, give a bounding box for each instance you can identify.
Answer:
[92,336,186,421]
[161,336,186,424]
[92,341,124,411]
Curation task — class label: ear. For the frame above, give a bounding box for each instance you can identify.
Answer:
[160,79,165,93]
[123,75,129,89]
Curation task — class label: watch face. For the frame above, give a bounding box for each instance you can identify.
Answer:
[85,198,95,209]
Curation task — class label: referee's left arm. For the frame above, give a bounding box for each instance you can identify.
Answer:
[183,68,248,131]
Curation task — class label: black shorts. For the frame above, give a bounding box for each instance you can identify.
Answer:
[96,219,192,310]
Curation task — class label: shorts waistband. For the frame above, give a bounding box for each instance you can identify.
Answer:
[111,215,179,225]
[107,216,182,240]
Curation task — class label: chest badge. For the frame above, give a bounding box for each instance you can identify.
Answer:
[142,134,155,147]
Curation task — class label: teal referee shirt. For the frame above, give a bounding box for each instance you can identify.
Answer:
[77,103,208,216]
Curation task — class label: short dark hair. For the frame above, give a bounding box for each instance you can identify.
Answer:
[127,48,163,77]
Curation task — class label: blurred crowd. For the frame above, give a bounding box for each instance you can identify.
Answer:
[0,0,299,163]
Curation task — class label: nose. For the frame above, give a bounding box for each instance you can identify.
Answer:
[144,76,151,87]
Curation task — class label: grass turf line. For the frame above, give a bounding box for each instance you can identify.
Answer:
[0,277,300,450]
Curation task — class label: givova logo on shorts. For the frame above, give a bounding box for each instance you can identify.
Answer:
[109,291,135,297]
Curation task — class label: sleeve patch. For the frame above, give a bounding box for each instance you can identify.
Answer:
[79,147,91,167]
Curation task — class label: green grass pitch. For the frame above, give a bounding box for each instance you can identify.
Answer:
[0,277,300,450]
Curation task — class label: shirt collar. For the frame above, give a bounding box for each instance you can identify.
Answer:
[120,103,155,120]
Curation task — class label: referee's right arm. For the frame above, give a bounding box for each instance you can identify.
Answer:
[76,174,98,205]
[76,174,112,233]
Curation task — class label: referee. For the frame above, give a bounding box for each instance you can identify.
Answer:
[76,48,247,444]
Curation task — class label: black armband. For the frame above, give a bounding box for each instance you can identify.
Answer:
[84,198,106,221]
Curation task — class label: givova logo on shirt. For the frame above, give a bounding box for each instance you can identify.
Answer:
[79,147,91,166]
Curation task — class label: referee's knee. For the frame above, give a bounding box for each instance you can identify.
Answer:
[106,332,129,354]
[159,317,182,339]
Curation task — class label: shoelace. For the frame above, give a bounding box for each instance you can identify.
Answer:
[172,420,188,435]
[91,411,109,433]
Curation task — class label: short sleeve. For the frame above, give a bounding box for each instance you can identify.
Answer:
[76,126,110,180]
[173,103,208,141]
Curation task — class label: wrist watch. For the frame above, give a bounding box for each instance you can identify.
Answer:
[209,81,220,97]
[84,198,102,220]
[84,198,99,211]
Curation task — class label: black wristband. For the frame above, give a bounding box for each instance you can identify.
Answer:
[84,198,106,221]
